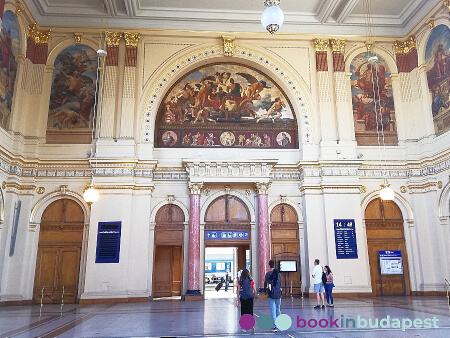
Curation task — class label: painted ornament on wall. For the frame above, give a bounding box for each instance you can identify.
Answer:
[350,52,398,146]
[425,24,450,136]
[155,63,298,148]
[0,10,20,130]
[46,45,97,143]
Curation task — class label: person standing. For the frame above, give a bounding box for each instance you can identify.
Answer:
[311,259,325,309]
[324,265,334,307]
[225,270,229,292]
[264,260,282,332]
[236,269,257,316]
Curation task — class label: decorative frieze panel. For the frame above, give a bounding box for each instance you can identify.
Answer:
[184,160,276,183]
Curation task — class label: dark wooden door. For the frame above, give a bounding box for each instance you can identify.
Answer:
[153,245,183,297]
[365,198,410,296]
[33,199,84,304]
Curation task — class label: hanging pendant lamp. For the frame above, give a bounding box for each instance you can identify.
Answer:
[261,0,284,35]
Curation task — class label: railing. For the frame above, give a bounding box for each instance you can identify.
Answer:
[445,279,449,308]
[39,286,65,317]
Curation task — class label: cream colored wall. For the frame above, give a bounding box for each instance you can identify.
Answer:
[0,1,449,302]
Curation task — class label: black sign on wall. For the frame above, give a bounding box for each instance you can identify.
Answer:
[96,222,121,263]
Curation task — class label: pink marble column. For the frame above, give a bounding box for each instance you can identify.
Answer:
[256,182,271,290]
[187,182,203,296]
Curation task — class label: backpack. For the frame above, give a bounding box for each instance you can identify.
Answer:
[322,272,327,286]
[240,279,253,299]
[269,270,282,299]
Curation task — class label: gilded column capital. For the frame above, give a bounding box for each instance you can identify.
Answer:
[188,182,203,195]
[106,31,122,46]
[394,36,416,54]
[123,32,140,47]
[330,39,346,52]
[255,182,271,195]
[313,38,329,52]
[222,35,235,57]
[28,23,51,44]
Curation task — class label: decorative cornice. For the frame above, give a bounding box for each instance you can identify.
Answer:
[5,183,36,191]
[188,182,203,195]
[91,185,155,192]
[330,39,346,52]
[394,36,416,54]
[123,32,140,47]
[255,182,271,195]
[313,38,329,52]
[106,31,122,46]
[28,24,51,44]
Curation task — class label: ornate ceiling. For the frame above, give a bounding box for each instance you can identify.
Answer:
[23,0,440,36]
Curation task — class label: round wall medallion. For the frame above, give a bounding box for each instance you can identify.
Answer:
[437,181,443,189]
[400,186,407,193]
[359,186,367,193]
[37,187,45,194]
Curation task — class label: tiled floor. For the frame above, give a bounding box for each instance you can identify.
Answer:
[0,296,449,338]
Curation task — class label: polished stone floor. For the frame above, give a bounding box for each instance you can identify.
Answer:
[0,296,449,338]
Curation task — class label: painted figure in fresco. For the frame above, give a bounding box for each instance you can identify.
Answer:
[0,29,13,72]
[276,132,291,146]
[49,108,89,129]
[434,43,450,78]
[432,85,449,116]
[257,98,285,122]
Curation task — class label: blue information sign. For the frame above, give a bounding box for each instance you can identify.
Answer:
[205,231,249,240]
[334,219,358,259]
[379,250,403,275]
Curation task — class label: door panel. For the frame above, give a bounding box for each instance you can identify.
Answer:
[172,246,182,296]
[59,247,81,303]
[153,246,172,297]
[34,248,58,303]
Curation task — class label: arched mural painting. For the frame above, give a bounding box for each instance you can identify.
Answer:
[0,10,20,130]
[155,63,298,148]
[46,45,97,144]
[425,24,450,136]
[350,52,398,146]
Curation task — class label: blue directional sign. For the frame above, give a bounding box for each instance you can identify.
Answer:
[205,231,249,240]
[334,219,358,259]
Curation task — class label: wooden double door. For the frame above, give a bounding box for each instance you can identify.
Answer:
[365,198,411,296]
[153,245,183,297]
[33,199,84,304]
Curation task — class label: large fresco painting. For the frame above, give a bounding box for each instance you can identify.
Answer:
[0,10,20,130]
[350,53,398,146]
[155,63,298,148]
[425,24,450,136]
[46,45,97,143]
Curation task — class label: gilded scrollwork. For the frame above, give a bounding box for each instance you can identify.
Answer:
[74,33,83,44]
[222,36,235,56]
[188,182,203,195]
[28,23,51,44]
[330,39,346,52]
[394,36,416,54]
[255,182,271,195]
[15,6,22,15]
[123,32,140,47]
[313,38,329,52]
[106,31,122,46]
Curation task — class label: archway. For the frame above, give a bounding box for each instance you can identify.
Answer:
[270,203,301,297]
[204,195,251,298]
[33,199,85,303]
[153,204,185,298]
[365,198,411,296]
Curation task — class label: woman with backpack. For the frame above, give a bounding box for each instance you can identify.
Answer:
[236,269,257,316]
[323,265,334,307]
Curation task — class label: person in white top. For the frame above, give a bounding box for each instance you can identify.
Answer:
[311,259,325,309]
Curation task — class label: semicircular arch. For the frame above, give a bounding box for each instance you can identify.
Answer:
[268,198,303,223]
[150,199,189,226]
[361,190,414,223]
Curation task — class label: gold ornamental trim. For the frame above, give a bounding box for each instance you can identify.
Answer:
[255,182,271,195]
[123,32,140,47]
[74,33,83,44]
[313,38,329,52]
[359,186,367,193]
[106,31,122,46]
[407,182,437,190]
[400,186,407,193]
[5,183,36,191]
[444,1,450,11]
[330,39,346,52]
[28,24,51,44]
[438,181,443,189]
[222,35,235,57]
[365,41,373,53]
[394,36,416,54]
[428,20,435,30]
[188,182,203,195]
[15,6,23,15]
[1,181,5,189]
[37,187,45,194]
[91,185,155,192]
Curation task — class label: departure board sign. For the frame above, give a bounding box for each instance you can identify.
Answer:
[334,219,358,259]
[379,250,403,275]
[205,231,249,240]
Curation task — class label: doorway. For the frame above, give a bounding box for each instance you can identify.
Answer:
[153,204,185,299]
[365,198,411,296]
[33,199,85,304]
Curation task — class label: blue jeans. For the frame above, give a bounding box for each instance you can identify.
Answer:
[325,284,333,304]
[268,298,281,328]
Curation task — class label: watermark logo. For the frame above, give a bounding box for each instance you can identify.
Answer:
[239,314,440,332]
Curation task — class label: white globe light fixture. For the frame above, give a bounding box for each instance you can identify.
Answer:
[261,0,284,35]
[83,185,99,204]
[379,182,394,201]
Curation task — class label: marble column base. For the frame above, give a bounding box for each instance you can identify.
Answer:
[184,290,203,301]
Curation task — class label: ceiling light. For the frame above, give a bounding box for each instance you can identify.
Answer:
[261,0,284,35]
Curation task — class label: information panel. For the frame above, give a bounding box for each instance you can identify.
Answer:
[334,219,358,259]
[205,231,249,240]
[379,250,403,275]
